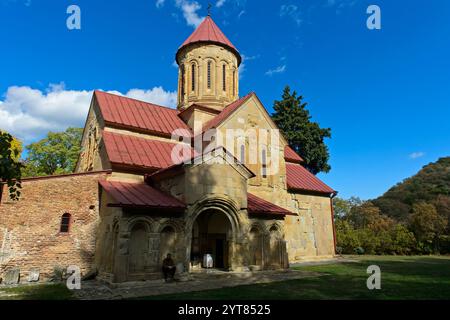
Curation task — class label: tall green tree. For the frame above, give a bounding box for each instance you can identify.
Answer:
[408,202,448,253]
[0,131,22,200]
[272,86,331,174]
[24,127,83,176]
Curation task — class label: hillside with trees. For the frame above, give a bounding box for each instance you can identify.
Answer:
[335,157,450,255]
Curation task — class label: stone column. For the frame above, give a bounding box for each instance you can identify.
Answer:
[113,231,130,283]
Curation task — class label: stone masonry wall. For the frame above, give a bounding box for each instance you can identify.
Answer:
[0,172,109,283]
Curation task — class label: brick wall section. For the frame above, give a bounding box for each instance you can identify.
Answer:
[0,172,109,282]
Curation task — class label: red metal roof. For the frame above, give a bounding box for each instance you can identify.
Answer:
[94,90,191,138]
[177,16,241,64]
[247,193,296,216]
[202,92,254,133]
[284,146,304,163]
[99,180,185,210]
[286,163,335,195]
[179,16,236,50]
[103,131,196,170]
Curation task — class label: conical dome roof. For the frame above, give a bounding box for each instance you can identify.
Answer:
[176,16,241,65]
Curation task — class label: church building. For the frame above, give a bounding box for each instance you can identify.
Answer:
[0,16,336,284]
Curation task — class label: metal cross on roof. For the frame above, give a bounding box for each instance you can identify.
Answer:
[207,3,212,16]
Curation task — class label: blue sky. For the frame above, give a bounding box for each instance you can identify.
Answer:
[1,0,449,200]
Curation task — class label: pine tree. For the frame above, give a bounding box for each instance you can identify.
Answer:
[272,86,331,174]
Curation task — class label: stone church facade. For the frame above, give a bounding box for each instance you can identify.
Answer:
[0,17,336,284]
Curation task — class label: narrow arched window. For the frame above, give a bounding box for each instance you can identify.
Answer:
[233,69,236,96]
[180,65,185,97]
[207,61,212,89]
[60,213,72,233]
[261,149,267,178]
[240,144,245,164]
[222,64,226,91]
[191,63,196,92]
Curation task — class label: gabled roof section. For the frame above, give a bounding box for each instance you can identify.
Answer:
[177,16,241,65]
[247,193,296,216]
[99,180,185,210]
[148,145,255,182]
[285,146,304,163]
[200,92,289,147]
[103,131,196,171]
[286,163,335,195]
[202,92,254,133]
[94,90,191,138]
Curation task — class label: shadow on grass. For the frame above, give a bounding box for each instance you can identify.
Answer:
[0,283,73,300]
[142,256,450,300]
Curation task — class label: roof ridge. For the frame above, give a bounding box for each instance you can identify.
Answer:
[201,92,255,132]
[94,90,177,113]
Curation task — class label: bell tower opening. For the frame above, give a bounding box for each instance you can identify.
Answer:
[176,16,241,112]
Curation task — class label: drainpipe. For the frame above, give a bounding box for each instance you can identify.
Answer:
[330,192,338,255]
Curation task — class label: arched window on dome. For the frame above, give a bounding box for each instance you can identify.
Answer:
[191,63,196,92]
[233,69,236,96]
[222,64,226,91]
[207,61,212,89]
[180,65,185,97]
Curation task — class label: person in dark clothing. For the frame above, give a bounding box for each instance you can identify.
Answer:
[162,253,176,282]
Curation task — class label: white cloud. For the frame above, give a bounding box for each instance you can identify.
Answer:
[265,65,286,76]
[175,0,205,28]
[216,0,226,7]
[125,87,177,108]
[0,83,177,143]
[324,0,358,14]
[409,152,425,160]
[280,4,302,26]
[156,0,165,8]
[239,54,258,78]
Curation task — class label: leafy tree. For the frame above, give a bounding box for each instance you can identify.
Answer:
[24,127,83,176]
[0,131,23,200]
[389,224,416,255]
[272,86,331,174]
[347,201,394,233]
[335,220,360,253]
[408,202,448,253]
[333,196,363,219]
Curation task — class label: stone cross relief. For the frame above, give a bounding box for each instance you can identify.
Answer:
[81,122,99,171]
[0,228,12,265]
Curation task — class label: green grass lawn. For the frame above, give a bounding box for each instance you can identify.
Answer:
[0,283,73,300]
[1,256,449,300]
[145,255,450,300]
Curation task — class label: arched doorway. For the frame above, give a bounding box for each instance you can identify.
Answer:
[128,222,148,274]
[160,226,177,263]
[190,210,232,270]
[249,226,263,268]
[110,222,119,273]
[267,224,285,269]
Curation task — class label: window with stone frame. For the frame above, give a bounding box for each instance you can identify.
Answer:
[207,61,212,89]
[60,213,72,233]
[222,64,226,91]
[180,64,185,97]
[191,63,196,92]
[261,148,268,178]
